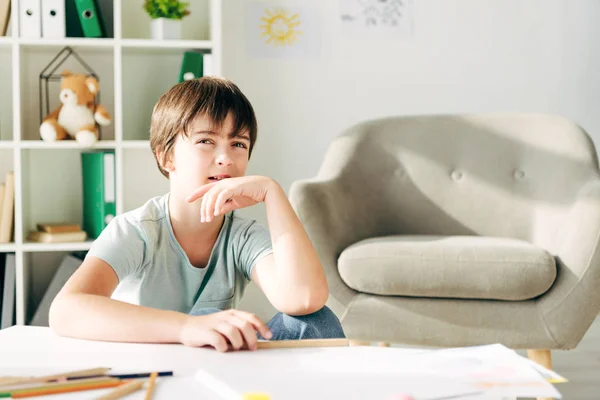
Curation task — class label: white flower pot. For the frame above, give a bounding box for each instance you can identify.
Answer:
[151,18,182,40]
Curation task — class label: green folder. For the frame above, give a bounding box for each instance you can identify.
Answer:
[74,0,103,38]
[179,52,204,82]
[81,151,115,239]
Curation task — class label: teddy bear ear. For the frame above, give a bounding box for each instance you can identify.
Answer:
[85,76,99,94]
[61,70,72,77]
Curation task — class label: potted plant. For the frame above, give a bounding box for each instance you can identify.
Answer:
[144,0,191,40]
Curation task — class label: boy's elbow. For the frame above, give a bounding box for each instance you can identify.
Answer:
[48,295,73,336]
[275,285,329,316]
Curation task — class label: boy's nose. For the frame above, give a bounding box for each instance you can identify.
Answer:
[216,154,233,166]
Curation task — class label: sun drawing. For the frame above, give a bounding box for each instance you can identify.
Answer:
[260,8,303,46]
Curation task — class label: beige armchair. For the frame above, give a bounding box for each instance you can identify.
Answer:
[289,113,600,368]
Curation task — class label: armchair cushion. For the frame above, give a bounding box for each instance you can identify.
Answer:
[338,235,556,301]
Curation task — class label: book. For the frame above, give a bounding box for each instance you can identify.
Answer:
[81,151,115,239]
[1,253,15,329]
[37,223,82,234]
[0,0,11,36]
[30,253,83,326]
[27,230,87,243]
[0,171,14,243]
[0,183,4,231]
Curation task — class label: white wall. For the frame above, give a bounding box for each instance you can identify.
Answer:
[226,0,600,318]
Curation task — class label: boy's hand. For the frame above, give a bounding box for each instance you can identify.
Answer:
[185,176,279,223]
[179,309,272,352]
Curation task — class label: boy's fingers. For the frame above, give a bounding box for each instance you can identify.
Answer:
[216,322,244,350]
[186,183,216,203]
[232,310,272,339]
[214,188,235,216]
[228,315,259,350]
[205,187,223,221]
[206,332,228,352]
[201,187,217,222]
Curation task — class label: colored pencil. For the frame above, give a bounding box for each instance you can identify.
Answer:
[10,380,125,399]
[0,377,117,396]
[143,372,158,400]
[0,367,111,388]
[94,379,145,400]
[67,371,173,380]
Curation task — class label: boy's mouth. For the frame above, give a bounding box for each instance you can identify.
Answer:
[208,174,231,182]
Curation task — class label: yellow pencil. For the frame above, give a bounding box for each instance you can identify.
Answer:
[144,372,158,400]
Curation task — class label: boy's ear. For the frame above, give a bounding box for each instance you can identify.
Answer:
[159,151,175,172]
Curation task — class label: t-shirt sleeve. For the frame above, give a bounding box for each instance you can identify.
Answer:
[86,215,146,282]
[235,220,274,281]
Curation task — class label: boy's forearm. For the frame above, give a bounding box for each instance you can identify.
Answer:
[264,181,329,309]
[49,293,188,343]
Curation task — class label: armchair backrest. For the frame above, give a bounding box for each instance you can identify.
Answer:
[323,114,600,249]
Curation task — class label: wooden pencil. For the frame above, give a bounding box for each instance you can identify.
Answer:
[256,338,350,349]
[0,367,111,388]
[143,372,158,400]
[11,380,125,399]
[94,379,145,400]
[0,377,117,395]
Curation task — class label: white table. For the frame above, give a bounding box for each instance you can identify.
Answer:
[0,326,518,400]
[0,326,219,399]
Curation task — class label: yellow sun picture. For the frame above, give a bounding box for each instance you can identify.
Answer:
[260,8,303,46]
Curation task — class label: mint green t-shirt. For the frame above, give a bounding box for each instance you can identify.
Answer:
[86,194,273,313]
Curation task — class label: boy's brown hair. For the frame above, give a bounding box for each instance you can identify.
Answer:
[150,77,258,178]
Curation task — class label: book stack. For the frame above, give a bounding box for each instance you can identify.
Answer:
[27,223,87,243]
[0,171,14,244]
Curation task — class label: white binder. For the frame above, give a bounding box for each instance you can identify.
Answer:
[41,0,65,38]
[18,0,41,38]
[203,53,213,76]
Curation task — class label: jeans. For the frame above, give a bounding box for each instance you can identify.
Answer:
[189,306,346,340]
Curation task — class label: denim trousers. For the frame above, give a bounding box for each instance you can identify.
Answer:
[189,305,346,340]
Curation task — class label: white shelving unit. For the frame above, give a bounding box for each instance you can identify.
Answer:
[0,0,222,325]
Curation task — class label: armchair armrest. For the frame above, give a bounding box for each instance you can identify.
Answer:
[539,178,600,348]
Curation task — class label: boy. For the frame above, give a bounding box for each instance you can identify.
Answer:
[49,77,345,352]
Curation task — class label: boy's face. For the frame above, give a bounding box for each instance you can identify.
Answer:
[166,113,251,195]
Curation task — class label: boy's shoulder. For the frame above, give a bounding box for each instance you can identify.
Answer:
[114,194,168,227]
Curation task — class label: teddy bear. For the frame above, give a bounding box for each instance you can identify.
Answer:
[39,70,112,147]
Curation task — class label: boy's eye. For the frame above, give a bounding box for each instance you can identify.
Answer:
[197,139,213,145]
[233,142,248,149]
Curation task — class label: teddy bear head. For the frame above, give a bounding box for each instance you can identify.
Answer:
[59,70,100,107]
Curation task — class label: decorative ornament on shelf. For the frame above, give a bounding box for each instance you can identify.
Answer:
[38,46,112,148]
[144,0,191,40]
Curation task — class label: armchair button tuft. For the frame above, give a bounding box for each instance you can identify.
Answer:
[514,169,525,180]
[451,170,463,181]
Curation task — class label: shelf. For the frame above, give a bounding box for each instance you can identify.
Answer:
[22,241,93,252]
[0,141,14,149]
[0,243,17,253]
[0,37,13,46]
[19,141,117,149]
[121,39,212,50]
[19,38,116,48]
[122,140,150,149]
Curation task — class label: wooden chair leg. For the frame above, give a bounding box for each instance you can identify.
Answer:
[527,349,552,400]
